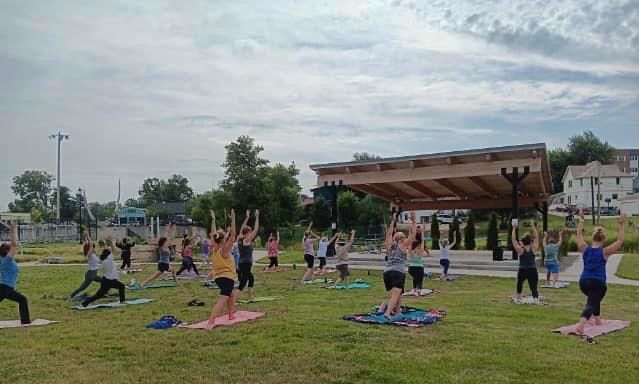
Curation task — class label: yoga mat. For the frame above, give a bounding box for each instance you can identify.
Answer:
[344,307,446,327]
[237,297,277,304]
[302,278,334,284]
[314,269,336,275]
[541,282,570,289]
[402,289,435,297]
[128,282,177,290]
[552,320,630,338]
[180,311,265,330]
[325,282,371,290]
[512,296,545,305]
[0,319,58,329]
[262,268,289,273]
[73,298,155,310]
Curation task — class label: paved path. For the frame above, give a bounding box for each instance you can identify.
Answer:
[20,251,639,287]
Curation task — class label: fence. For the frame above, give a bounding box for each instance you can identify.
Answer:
[0,221,98,244]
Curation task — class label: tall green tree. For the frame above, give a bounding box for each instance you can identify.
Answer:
[464,212,476,250]
[9,170,53,213]
[337,190,359,229]
[486,212,499,250]
[139,175,194,207]
[549,130,616,193]
[259,163,303,237]
[448,216,462,250]
[50,186,77,220]
[311,196,332,230]
[431,213,440,250]
[357,195,388,232]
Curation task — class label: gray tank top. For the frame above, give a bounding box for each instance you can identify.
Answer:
[158,249,171,264]
[384,243,406,273]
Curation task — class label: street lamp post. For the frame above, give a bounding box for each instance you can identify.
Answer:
[49,132,70,223]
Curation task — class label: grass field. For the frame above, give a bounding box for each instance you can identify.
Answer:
[616,254,639,280]
[1,266,638,384]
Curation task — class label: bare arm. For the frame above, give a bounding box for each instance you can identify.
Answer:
[84,231,92,256]
[449,231,457,249]
[386,212,397,246]
[329,232,340,244]
[604,215,626,258]
[276,231,280,245]
[407,211,417,242]
[531,221,540,252]
[222,209,237,256]
[543,231,548,246]
[556,230,563,248]
[210,210,217,240]
[247,210,259,242]
[511,224,523,255]
[241,209,250,231]
[347,230,356,250]
[576,209,586,253]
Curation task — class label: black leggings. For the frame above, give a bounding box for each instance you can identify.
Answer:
[516,268,539,298]
[238,262,254,291]
[176,257,199,276]
[408,266,425,290]
[0,284,30,324]
[82,277,126,306]
[70,270,102,298]
[268,257,278,268]
[579,279,607,319]
[120,255,131,270]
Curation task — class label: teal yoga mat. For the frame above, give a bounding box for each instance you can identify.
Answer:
[325,282,370,290]
[128,283,177,290]
[237,297,278,304]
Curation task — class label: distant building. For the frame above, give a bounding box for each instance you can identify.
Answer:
[620,194,639,216]
[300,195,314,207]
[153,201,190,224]
[615,149,639,176]
[634,177,639,193]
[0,212,32,224]
[117,207,146,225]
[561,161,634,209]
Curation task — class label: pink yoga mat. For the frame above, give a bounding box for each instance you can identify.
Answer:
[552,319,631,338]
[181,311,265,330]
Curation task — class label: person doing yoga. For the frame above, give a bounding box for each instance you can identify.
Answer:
[334,230,356,287]
[265,231,280,271]
[301,222,320,283]
[543,229,563,287]
[116,238,135,270]
[0,221,31,325]
[575,209,625,335]
[512,220,540,304]
[176,236,200,277]
[81,237,126,307]
[237,209,259,302]
[439,233,456,281]
[140,224,178,288]
[408,226,429,295]
[69,232,102,299]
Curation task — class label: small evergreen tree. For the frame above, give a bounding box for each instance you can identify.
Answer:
[448,216,462,250]
[486,212,499,250]
[464,212,476,250]
[431,213,440,250]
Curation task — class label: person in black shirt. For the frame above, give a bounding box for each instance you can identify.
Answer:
[116,238,135,270]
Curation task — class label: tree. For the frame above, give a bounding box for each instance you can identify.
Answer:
[258,163,303,237]
[464,212,476,250]
[190,190,233,229]
[353,152,382,161]
[125,198,143,208]
[357,195,389,232]
[448,216,462,250]
[138,175,194,207]
[431,213,440,250]
[549,131,616,193]
[9,170,53,213]
[337,190,359,229]
[50,186,77,221]
[486,212,499,250]
[311,196,332,230]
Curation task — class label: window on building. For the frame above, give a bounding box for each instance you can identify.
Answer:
[632,168,639,173]
[621,167,626,173]
[616,177,620,185]
[612,194,618,200]
[568,196,571,204]
[595,177,599,185]
[617,155,625,161]
[568,180,572,188]
[580,179,583,187]
[631,154,638,161]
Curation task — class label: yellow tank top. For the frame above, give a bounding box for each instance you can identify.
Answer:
[212,247,237,280]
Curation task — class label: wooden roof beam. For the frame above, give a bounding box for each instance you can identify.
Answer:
[400,197,543,210]
[399,181,438,198]
[432,179,471,199]
[350,184,395,201]
[468,176,500,198]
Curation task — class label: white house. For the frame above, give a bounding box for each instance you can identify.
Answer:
[620,194,639,216]
[561,161,634,209]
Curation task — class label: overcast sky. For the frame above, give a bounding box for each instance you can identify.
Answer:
[1,0,638,208]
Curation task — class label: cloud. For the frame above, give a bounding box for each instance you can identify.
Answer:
[0,0,637,207]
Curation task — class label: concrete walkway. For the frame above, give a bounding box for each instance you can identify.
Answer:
[20,250,639,287]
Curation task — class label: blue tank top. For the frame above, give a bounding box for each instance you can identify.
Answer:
[0,255,20,288]
[580,247,607,283]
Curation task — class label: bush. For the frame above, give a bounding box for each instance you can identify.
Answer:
[486,212,499,250]
[464,212,476,250]
[449,216,462,250]
[431,213,440,250]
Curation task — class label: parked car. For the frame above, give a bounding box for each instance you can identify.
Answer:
[437,214,454,224]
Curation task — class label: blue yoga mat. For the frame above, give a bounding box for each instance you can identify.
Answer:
[325,282,371,290]
[344,307,446,327]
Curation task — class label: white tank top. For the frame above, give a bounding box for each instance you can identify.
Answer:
[87,253,100,271]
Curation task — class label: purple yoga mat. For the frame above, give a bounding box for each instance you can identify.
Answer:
[552,319,631,338]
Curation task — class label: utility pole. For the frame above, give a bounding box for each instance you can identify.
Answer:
[49,132,70,223]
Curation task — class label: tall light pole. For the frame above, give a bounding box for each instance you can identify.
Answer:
[49,132,70,223]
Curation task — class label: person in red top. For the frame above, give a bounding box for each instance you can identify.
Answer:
[265,231,280,271]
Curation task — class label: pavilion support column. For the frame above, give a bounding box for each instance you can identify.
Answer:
[330,181,340,236]
[501,166,530,260]
[534,201,549,261]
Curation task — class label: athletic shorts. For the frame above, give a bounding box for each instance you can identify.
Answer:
[545,262,560,274]
[158,262,170,272]
[383,270,405,292]
[304,254,314,268]
[336,264,349,279]
[214,277,235,297]
[318,257,327,268]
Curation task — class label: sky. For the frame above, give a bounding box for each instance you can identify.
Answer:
[1,0,638,208]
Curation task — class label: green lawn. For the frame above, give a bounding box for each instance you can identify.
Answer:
[616,254,639,280]
[256,251,304,265]
[1,266,638,384]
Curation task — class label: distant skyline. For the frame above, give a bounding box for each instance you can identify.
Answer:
[2,1,638,208]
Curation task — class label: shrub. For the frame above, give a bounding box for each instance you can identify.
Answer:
[449,216,462,250]
[431,213,440,250]
[464,212,476,250]
[486,212,499,250]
